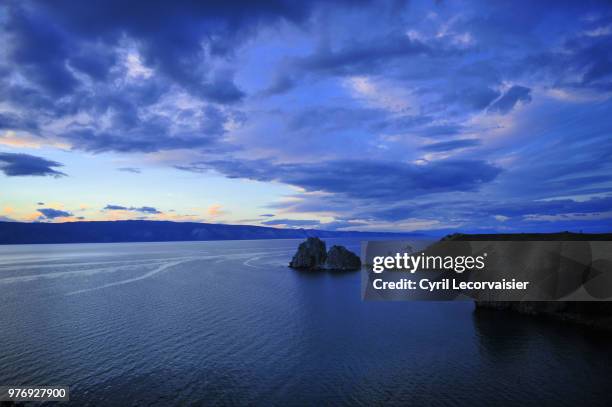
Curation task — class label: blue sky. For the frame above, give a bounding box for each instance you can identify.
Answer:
[0,0,611,233]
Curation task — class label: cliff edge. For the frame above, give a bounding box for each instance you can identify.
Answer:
[444,232,612,332]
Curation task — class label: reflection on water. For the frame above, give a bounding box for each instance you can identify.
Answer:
[0,239,610,406]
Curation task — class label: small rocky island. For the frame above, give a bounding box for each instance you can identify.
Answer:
[289,237,361,271]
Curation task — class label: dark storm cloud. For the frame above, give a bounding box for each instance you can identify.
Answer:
[177,158,502,200]
[295,34,431,75]
[104,205,162,214]
[4,0,369,103]
[0,0,374,154]
[62,127,211,153]
[59,105,230,153]
[265,32,438,94]
[5,5,78,97]
[0,112,39,132]
[38,208,72,219]
[68,46,117,81]
[0,152,66,177]
[525,21,612,91]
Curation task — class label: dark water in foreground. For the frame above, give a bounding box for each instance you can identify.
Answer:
[0,239,611,406]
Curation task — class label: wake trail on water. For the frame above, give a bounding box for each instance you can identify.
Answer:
[0,261,171,285]
[243,250,294,269]
[64,248,292,296]
[65,259,192,296]
[1,250,281,285]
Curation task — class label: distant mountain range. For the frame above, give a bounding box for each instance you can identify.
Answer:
[0,220,420,245]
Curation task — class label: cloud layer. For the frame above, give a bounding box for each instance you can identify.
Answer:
[38,208,72,219]
[104,205,162,214]
[0,152,66,177]
[1,0,612,232]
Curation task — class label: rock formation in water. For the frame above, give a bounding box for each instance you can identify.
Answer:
[445,232,612,332]
[289,238,361,271]
[324,245,362,271]
[289,237,327,269]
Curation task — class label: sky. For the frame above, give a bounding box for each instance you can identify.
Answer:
[0,0,611,233]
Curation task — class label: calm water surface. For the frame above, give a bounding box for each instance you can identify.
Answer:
[0,239,611,406]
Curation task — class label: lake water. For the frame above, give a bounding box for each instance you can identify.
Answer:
[0,239,611,406]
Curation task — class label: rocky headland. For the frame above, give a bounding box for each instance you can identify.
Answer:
[445,232,612,332]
